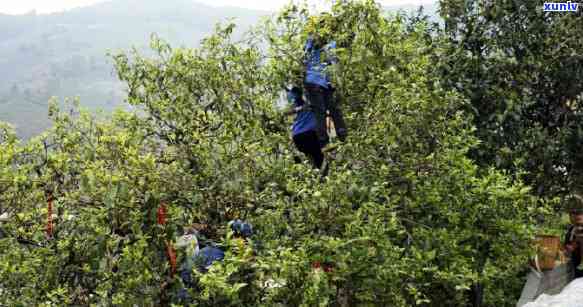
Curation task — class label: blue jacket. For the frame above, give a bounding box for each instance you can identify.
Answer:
[287,90,316,136]
[178,246,225,301]
[304,37,337,89]
[180,246,225,282]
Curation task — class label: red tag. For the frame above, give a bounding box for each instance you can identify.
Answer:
[157,203,167,225]
[166,241,177,276]
[46,195,53,237]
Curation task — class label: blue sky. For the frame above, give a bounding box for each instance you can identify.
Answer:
[0,0,436,14]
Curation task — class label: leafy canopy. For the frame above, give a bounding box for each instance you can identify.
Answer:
[0,1,552,306]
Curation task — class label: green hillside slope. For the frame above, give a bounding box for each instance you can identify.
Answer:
[0,0,266,139]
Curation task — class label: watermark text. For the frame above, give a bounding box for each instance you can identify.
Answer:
[544,2,580,12]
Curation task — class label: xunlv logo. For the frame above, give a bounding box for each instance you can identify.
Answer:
[544,2,580,11]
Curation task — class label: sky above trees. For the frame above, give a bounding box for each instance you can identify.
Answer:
[0,0,435,14]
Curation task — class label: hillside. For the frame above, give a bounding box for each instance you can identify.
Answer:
[0,0,266,139]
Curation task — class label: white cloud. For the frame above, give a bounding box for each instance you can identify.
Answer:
[0,0,435,15]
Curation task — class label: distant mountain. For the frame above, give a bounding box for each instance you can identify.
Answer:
[0,0,439,140]
[0,0,267,139]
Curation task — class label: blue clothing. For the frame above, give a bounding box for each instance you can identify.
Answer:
[178,246,225,302]
[304,38,337,89]
[180,246,225,278]
[293,112,317,137]
[229,219,253,238]
[287,89,317,136]
[196,247,225,272]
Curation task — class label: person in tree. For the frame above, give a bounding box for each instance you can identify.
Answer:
[564,193,583,278]
[176,220,254,302]
[303,13,348,148]
[284,86,326,170]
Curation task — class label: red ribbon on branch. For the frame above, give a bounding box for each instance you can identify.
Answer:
[157,203,167,225]
[158,202,175,276]
[46,193,54,237]
[312,261,334,273]
[166,240,177,276]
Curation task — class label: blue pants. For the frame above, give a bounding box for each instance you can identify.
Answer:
[293,130,324,169]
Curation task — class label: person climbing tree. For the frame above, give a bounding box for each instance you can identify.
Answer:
[303,13,348,148]
[284,86,325,171]
[176,227,225,302]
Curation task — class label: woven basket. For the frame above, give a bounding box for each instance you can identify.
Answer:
[535,235,561,271]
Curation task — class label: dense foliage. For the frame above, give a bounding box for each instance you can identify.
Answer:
[438,0,583,196]
[0,0,576,306]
